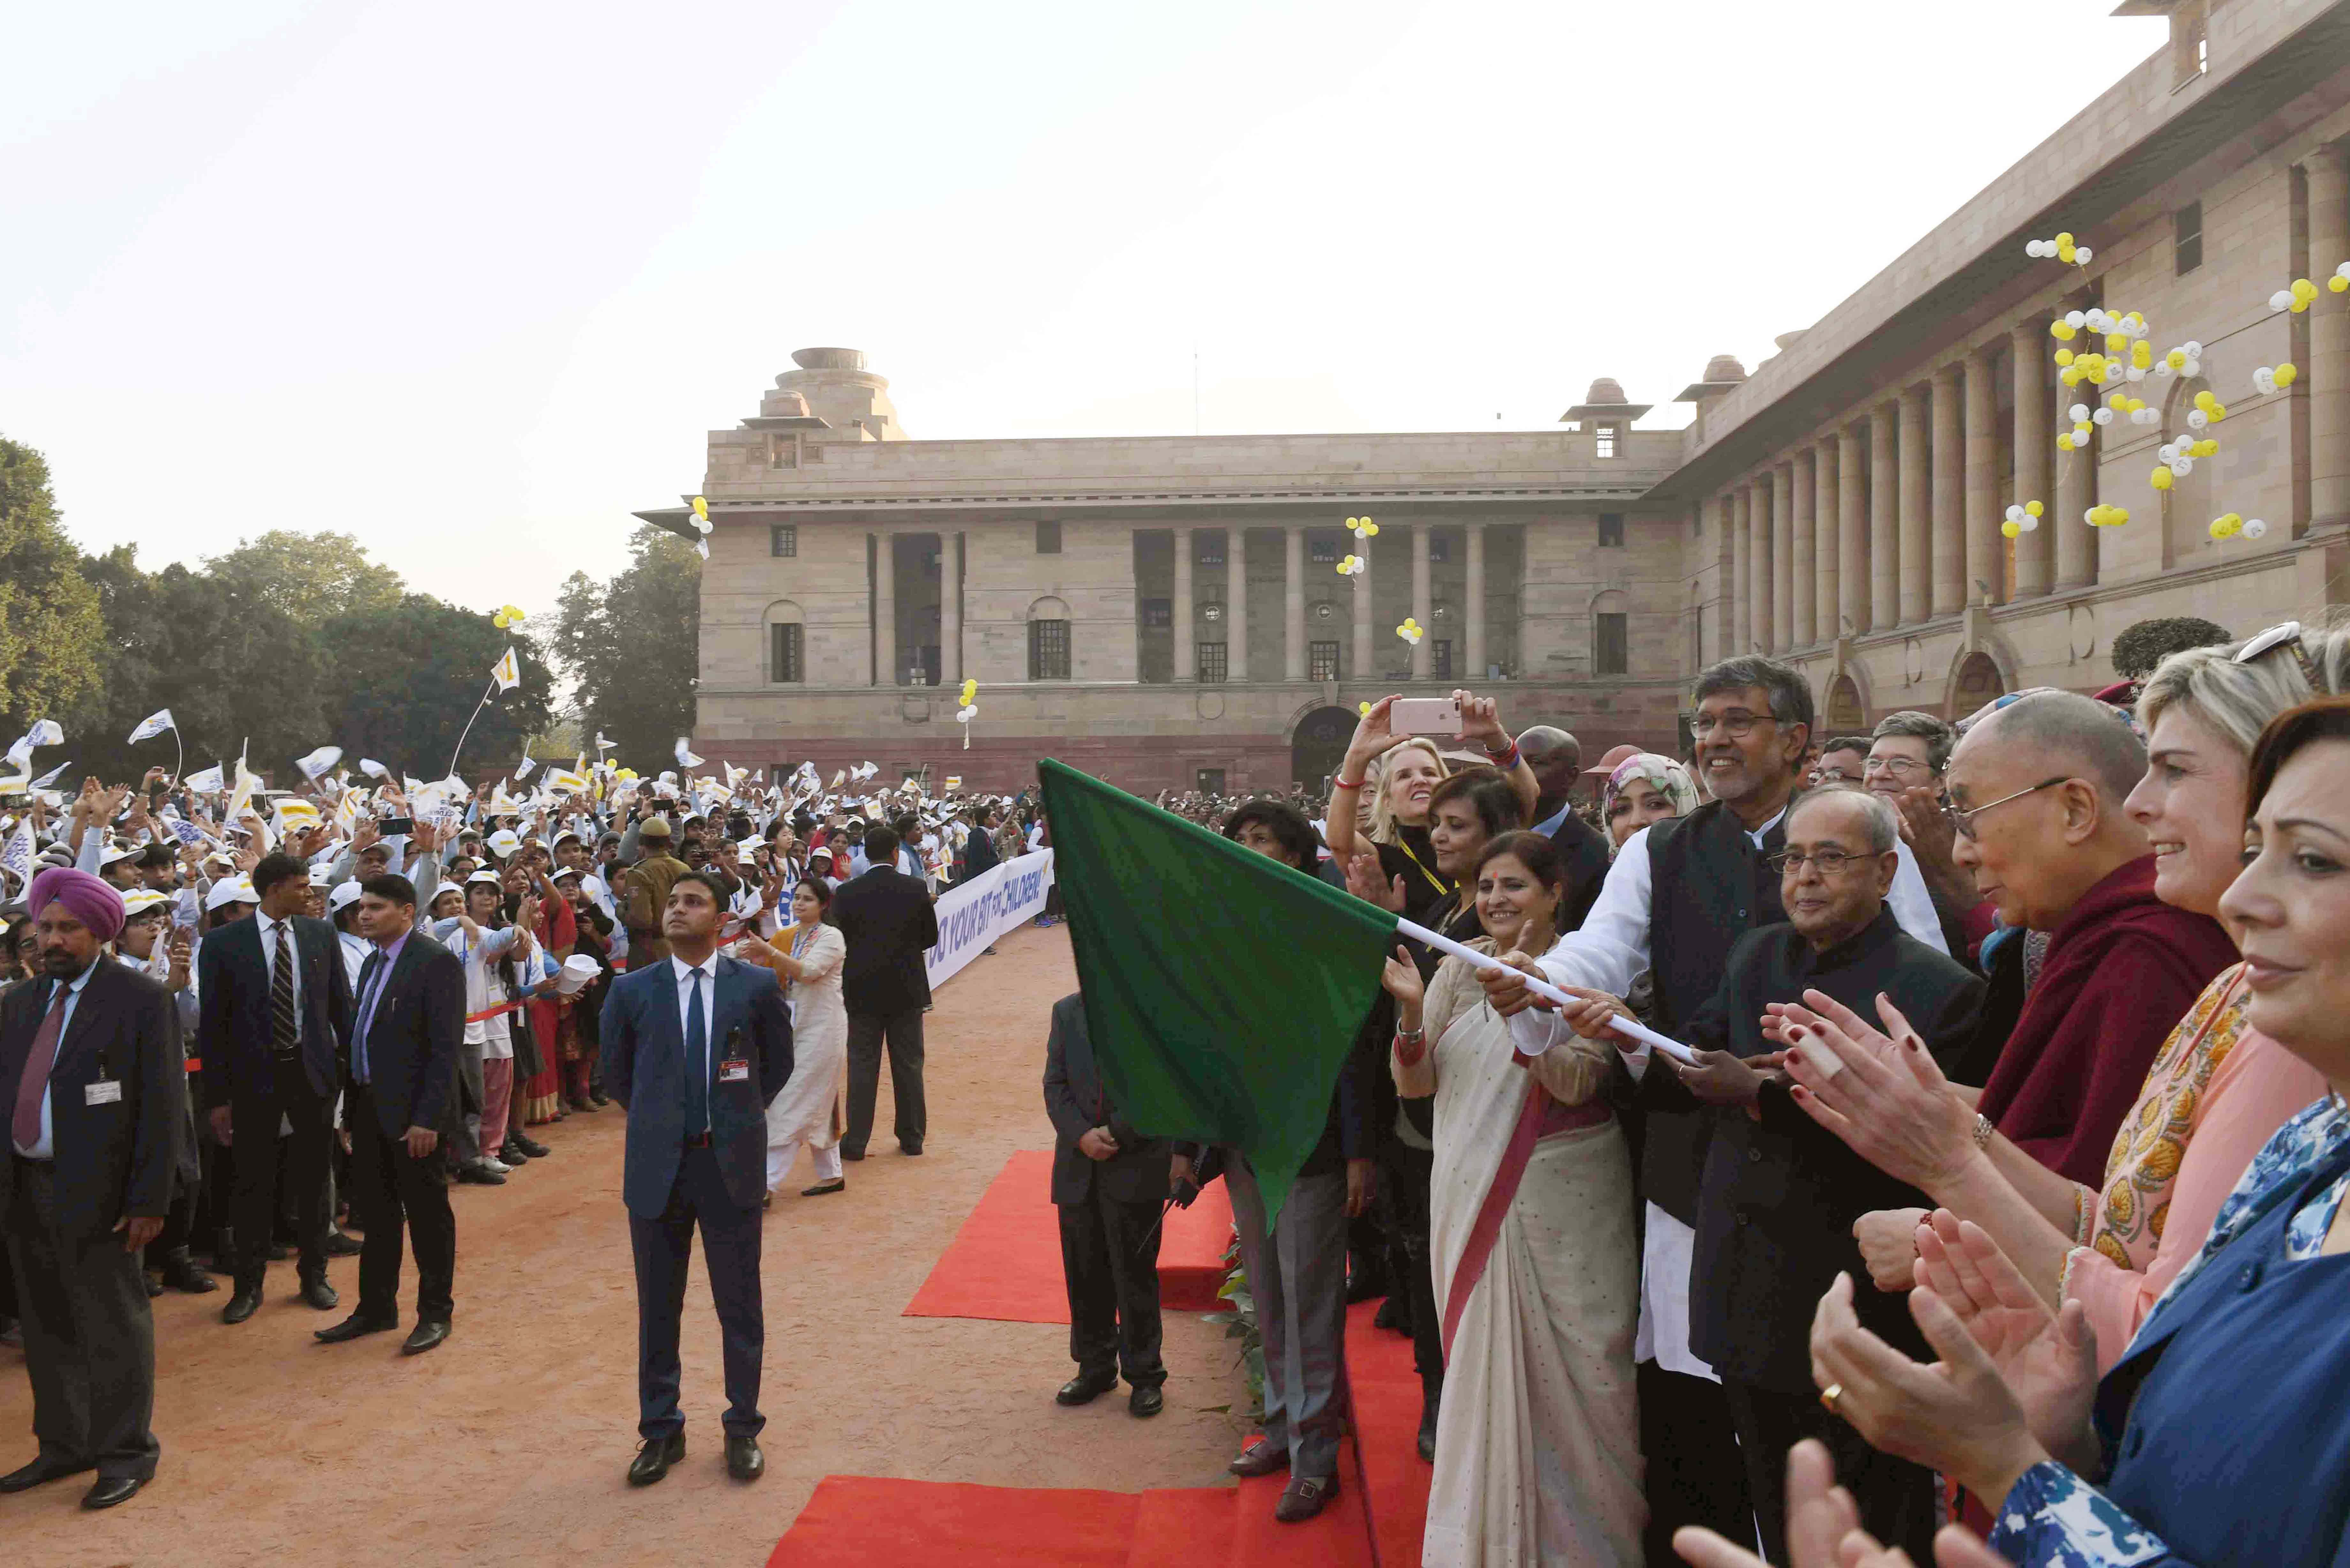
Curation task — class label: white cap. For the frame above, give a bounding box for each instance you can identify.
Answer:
[118,888,170,917]
[465,868,504,887]
[309,864,334,887]
[487,828,524,858]
[205,877,259,912]
[555,953,601,995]
[328,881,365,914]
[98,841,140,867]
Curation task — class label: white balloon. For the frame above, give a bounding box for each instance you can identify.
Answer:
[2187,409,2209,429]
[2181,357,2201,377]
[2069,403,2090,422]
[2244,518,2269,539]
[2065,311,2087,329]
[2272,290,2296,312]
[2170,457,2194,477]
[2337,262,2350,280]
[2019,515,2039,532]
[2092,408,2114,426]
[2126,365,2148,382]
[2075,246,2093,263]
[2005,504,2024,523]
[2183,341,2203,357]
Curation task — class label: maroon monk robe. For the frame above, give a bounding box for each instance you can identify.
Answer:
[1974,855,2237,1188]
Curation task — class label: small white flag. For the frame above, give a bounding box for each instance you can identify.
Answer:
[0,818,32,885]
[514,755,536,780]
[128,709,176,744]
[225,749,262,825]
[295,745,343,781]
[491,646,520,693]
[29,762,70,791]
[595,733,615,753]
[675,737,704,768]
[185,763,225,793]
[359,758,390,780]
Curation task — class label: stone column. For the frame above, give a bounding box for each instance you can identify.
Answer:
[1465,523,1488,678]
[1352,529,1373,682]
[1839,423,1868,636]
[1409,524,1433,681]
[2011,320,2053,597]
[1965,347,2000,608]
[1748,478,1773,653]
[1284,525,1307,681]
[1227,527,1248,683]
[1899,387,1930,624]
[1173,525,1195,682]
[2308,144,2350,530]
[1815,437,1840,643]
[2056,423,2097,589]
[939,531,962,684]
[872,529,895,685]
[1932,363,1965,617]
[1732,489,1753,655]
[1771,464,1794,653]
[1792,448,1817,647]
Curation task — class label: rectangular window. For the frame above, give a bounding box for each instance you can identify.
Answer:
[1598,512,1626,547]
[770,524,797,557]
[2174,201,2202,276]
[769,436,797,468]
[1595,613,1629,675]
[1309,640,1341,682]
[1427,533,1450,563]
[1432,638,1453,680]
[1197,534,1224,566]
[1029,619,1070,680]
[1195,768,1226,795]
[769,623,804,683]
[1309,539,1338,564]
[1196,642,1227,682]
[1035,521,1061,554]
[1595,425,1618,458]
[1141,598,1171,629]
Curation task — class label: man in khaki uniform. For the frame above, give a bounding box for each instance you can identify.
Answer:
[621,819,690,967]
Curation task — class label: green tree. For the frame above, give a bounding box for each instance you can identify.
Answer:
[202,529,403,628]
[318,595,553,779]
[0,437,105,734]
[553,524,701,771]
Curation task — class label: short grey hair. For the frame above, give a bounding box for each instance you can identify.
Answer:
[1788,785,1898,855]
[1692,655,1814,735]
[1963,690,2147,803]
[1871,710,1956,773]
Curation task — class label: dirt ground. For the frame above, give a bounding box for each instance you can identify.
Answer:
[3,923,1254,1568]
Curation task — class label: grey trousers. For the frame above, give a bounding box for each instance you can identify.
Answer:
[4,1157,161,1481]
[450,1036,487,1164]
[1224,1152,1348,1479]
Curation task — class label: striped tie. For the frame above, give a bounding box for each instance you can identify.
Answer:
[271,921,298,1057]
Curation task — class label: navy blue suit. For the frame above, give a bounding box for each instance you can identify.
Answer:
[600,953,791,1440]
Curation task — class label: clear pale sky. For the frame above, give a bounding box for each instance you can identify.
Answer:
[2,1,2165,622]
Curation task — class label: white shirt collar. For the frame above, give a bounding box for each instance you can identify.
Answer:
[1744,804,1788,849]
[669,954,712,983]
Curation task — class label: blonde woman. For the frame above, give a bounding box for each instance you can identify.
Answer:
[1329,692,1538,922]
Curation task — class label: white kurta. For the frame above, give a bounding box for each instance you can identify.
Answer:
[1403,951,1645,1568]
[763,922,847,1175]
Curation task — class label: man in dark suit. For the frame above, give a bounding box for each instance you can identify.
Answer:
[315,873,465,1356]
[1042,991,1175,1418]
[830,825,938,1159]
[198,850,354,1322]
[1518,724,1611,930]
[957,804,1000,887]
[1,868,183,1510]
[600,870,792,1488]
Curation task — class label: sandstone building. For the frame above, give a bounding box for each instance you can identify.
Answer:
[642,0,2350,794]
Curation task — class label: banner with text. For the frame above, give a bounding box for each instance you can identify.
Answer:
[927,849,1056,988]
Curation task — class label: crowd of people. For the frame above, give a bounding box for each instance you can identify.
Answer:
[0,752,1054,1507]
[1046,634,2350,1567]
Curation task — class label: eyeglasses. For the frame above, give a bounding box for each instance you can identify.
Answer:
[1691,710,1778,740]
[1946,777,2069,841]
[1861,756,1933,779]
[2234,621,2324,691]
[1765,848,1872,875]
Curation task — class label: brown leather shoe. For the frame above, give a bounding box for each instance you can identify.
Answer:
[1274,1473,1338,1523]
[1228,1439,1289,1478]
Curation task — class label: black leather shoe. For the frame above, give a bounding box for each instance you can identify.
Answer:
[81,1475,143,1510]
[144,1272,164,1299]
[0,1455,95,1493]
[315,1313,397,1344]
[220,1285,263,1324]
[627,1432,684,1486]
[1228,1439,1289,1478]
[160,1256,217,1293]
[323,1231,363,1257]
[725,1435,764,1481]
[838,1146,866,1162]
[1129,1384,1164,1419]
[801,1179,845,1197]
[457,1163,506,1186]
[1274,1473,1338,1523]
[401,1320,451,1355]
[497,1140,531,1165]
[1056,1372,1117,1406]
[512,1134,550,1158]
[299,1278,339,1312]
[898,1141,923,1156]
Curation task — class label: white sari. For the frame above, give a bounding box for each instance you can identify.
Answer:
[1398,946,1645,1566]
[761,922,847,1162]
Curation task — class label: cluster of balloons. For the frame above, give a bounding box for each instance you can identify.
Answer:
[1395,616,1424,647]
[1347,515,1379,539]
[2000,501,2045,539]
[491,604,527,630]
[1337,514,1376,577]
[2266,268,2350,311]
[2085,503,2132,528]
[2184,388,2229,430]
[2206,514,2270,541]
[689,494,715,560]
[2252,362,2301,396]
[956,677,979,725]
[2024,232,2094,266]
[1336,553,1364,577]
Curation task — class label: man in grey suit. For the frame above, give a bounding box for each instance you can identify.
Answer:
[601,871,792,1489]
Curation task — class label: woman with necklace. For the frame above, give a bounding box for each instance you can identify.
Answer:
[738,872,849,1202]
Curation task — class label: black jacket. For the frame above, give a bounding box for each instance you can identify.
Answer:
[198,912,353,1108]
[1663,909,1985,1391]
[1547,809,1613,933]
[0,961,184,1236]
[1042,992,1173,1207]
[342,929,466,1141]
[831,865,940,1015]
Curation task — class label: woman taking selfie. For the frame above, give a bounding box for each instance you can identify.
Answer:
[1382,829,1642,1566]
[1326,692,1538,920]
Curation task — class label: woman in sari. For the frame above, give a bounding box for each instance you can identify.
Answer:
[735,871,849,1202]
[1380,829,1643,1565]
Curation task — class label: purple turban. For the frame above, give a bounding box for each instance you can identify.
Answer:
[27,866,126,944]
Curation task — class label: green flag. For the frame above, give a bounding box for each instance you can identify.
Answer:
[1037,758,1398,1225]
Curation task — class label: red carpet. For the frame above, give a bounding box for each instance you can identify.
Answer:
[904,1150,1235,1320]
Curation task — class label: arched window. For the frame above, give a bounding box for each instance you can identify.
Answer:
[762,600,806,684]
[1028,595,1071,681]
[1591,589,1629,676]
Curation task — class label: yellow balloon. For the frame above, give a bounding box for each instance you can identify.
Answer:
[2277,363,2300,387]
[691,495,709,520]
[2167,350,2187,369]
[2057,433,2076,451]
[2150,467,2173,490]
[2025,501,2044,517]
[2002,520,2021,539]
[2332,276,2350,294]
[2056,232,2074,248]
[2105,333,2127,351]
[2293,277,2319,299]
[2054,349,2075,366]
[2050,322,2076,341]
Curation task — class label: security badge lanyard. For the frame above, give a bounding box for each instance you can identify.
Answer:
[718,1026,749,1084]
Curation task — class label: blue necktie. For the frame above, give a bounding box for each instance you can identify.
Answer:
[684,967,709,1135]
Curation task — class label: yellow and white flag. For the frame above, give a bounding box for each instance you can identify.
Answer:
[491,646,520,693]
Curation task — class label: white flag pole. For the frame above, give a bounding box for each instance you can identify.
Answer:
[1393,916,1700,1065]
[445,678,499,779]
